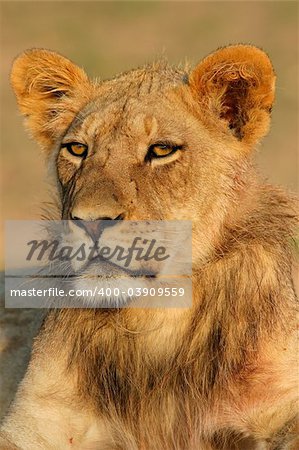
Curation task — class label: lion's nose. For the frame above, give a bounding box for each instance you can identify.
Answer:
[70,213,125,241]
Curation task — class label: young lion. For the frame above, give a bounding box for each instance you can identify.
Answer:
[0,45,298,449]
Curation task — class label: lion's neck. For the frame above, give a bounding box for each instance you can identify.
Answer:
[40,241,293,392]
[30,185,296,426]
[22,215,295,450]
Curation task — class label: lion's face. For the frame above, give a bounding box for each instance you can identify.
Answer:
[58,87,225,222]
[10,46,275,291]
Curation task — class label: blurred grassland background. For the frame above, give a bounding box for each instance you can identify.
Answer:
[0,1,298,267]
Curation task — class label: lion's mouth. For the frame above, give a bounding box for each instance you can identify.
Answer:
[77,252,157,279]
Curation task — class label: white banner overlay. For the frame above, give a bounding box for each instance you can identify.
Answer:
[5,220,192,308]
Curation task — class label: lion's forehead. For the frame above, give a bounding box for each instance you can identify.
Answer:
[90,64,186,109]
[66,66,188,145]
[107,62,188,93]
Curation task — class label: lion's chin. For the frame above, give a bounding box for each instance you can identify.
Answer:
[71,275,152,308]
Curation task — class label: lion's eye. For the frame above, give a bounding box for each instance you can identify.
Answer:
[62,142,88,158]
[147,143,181,161]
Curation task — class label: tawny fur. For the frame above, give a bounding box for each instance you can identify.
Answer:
[0,45,298,449]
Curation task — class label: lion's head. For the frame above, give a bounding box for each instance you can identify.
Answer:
[10,45,275,302]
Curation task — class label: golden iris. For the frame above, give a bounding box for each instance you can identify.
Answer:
[62,142,88,158]
[150,144,178,158]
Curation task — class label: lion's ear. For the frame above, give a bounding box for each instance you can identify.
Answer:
[189,45,276,146]
[11,49,93,151]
